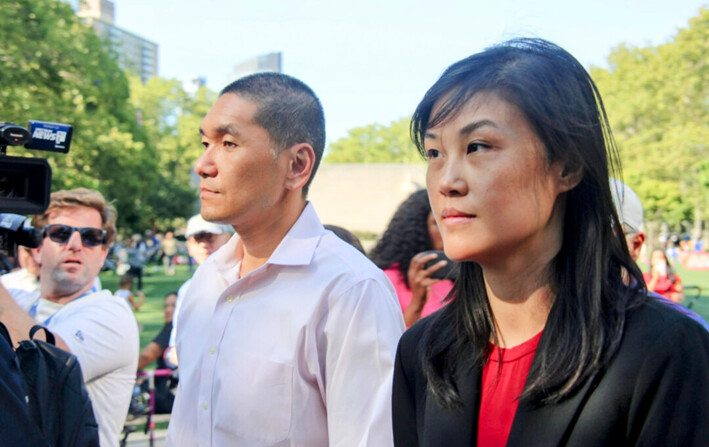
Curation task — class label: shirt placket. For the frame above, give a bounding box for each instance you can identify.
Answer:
[197,278,245,445]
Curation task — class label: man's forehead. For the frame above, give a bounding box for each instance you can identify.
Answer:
[47,206,102,224]
[201,94,261,134]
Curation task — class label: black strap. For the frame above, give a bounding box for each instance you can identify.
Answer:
[0,321,13,347]
[29,325,55,346]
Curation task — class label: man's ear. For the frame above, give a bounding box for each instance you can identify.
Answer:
[31,246,42,266]
[627,232,646,261]
[284,143,315,192]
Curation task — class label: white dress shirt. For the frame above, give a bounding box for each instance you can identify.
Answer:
[166,203,405,446]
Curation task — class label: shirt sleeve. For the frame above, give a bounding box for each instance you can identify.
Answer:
[51,296,139,382]
[323,278,405,447]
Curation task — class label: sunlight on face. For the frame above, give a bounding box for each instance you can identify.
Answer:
[424,93,568,269]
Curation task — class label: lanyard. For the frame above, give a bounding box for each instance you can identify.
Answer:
[29,290,92,326]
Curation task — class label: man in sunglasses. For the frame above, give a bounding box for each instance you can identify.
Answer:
[166,73,404,447]
[164,214,232,368]
[0,188,139,447]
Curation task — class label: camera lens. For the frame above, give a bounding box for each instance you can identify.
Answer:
[0,173,17,198]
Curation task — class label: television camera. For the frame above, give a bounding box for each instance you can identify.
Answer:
[0,120,73,257]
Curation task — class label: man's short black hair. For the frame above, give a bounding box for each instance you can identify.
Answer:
[220,72,326,196]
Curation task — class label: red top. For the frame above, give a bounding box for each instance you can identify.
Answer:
[477,331,542,447]
[643,272,682,302]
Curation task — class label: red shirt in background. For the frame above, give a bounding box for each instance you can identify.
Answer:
[643,272,682,302]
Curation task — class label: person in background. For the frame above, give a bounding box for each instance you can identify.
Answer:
[393,38,709,447]
[114,273,145,311]
[166,72,404,446]
[161,231,178,276]
[610,178,706,329]
[370,189,454,327]
[137,291,178,414]
[0,188,138,447]
[1,246,40,293]
[644,249,684,302]
[164,214,232,367]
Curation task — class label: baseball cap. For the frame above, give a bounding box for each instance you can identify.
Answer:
[185,215,232,239]
[610,178,644,234]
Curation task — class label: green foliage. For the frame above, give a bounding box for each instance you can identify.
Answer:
[1,0,214,234]
[592,7,709,230]
[325,117,423,163]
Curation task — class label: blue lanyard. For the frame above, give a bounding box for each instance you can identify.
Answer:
[29,290,92,326]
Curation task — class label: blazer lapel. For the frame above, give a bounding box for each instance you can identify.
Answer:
[423,364,481,447]
[506,369,605,447]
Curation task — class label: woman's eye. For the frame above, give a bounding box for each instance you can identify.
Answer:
[426,149,441,159]
[223,141,236,148]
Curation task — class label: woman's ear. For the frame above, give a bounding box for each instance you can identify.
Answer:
[557,163,583,193]
[284,143,315,192]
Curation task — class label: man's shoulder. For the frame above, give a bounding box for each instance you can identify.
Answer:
[315,232,388,284]
[66,289,135,319]
[7,288,39,311]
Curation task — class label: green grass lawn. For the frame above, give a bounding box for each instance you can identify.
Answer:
[669,264,709,321]
[100,264,194,357]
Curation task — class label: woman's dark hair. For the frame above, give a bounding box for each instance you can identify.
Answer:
[411,38,646,407]
[369,189,434,287]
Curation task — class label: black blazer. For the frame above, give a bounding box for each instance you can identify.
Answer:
[393,297,709,446]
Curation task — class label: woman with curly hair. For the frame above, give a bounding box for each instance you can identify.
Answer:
[370,189,453,327]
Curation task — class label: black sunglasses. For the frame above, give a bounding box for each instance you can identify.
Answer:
[193,232,217,243]
[43,224,106,247]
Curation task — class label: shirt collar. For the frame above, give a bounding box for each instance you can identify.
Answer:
[212,202,324,273]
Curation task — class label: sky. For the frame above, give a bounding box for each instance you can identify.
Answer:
[114,0,707,145]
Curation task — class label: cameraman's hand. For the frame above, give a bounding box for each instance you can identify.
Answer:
[404,251,446,327]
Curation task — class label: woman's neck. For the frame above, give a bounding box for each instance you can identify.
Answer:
[482,250,557,348]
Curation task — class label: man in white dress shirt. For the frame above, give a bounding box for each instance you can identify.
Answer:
[166,73,405,446]
[0,188,139,447]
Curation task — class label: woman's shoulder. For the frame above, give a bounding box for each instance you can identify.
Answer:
[398,313,445,363]
[624,295,709,345]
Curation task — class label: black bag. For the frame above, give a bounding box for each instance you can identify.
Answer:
[0,323,99,447]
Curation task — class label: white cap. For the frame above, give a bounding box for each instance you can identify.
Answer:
[610,178,644,233]
[185,215,232,239]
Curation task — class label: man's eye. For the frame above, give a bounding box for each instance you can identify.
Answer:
[467,142,489,153]
[223,141,236,148]
[426,149,441,159]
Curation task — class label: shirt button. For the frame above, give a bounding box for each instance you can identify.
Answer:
[202,402,208,410]
[226,295,235,303]
[209,347,216,355]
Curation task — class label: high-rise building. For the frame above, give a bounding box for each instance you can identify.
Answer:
[229,52,282,82]
[74,0,158,83]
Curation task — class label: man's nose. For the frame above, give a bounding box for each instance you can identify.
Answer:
[65,230,84,250]
[195,146,217,178]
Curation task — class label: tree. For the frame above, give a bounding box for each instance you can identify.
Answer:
[591,7,709,236]
[0,0,212,234]
[127,75,216,229]
[325,117,422,163]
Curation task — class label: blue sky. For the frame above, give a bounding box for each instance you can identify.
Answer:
[115,0,707,144]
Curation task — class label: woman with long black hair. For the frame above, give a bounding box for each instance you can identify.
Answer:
[392,38,709,447]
